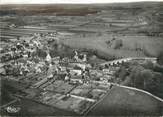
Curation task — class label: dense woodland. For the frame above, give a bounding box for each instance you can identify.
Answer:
[114,52,163,98]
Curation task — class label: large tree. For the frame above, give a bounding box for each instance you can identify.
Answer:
[157,51,163,65]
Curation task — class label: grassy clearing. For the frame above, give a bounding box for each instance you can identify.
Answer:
[87,86,163,116]
[1,98,78,116]
[61,34,163,59]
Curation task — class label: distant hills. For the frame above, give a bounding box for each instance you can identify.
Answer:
[0,2,162,16]
[1,2,163,59]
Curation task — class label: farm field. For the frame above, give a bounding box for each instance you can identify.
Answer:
[1,3,163,59]
[87,86,163,116]
[61,35,163,58]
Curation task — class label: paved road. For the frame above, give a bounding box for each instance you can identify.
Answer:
[118,85,163,102]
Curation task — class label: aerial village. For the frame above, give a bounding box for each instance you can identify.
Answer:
[0,26,162,115]
[1,3,163,115]
[0,31,120,115]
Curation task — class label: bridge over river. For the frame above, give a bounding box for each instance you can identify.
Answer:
[100,57,157,66]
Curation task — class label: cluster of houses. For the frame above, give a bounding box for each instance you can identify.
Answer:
[0,33,51,76]
[1,31,118,89]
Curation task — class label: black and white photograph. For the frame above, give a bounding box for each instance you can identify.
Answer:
[0,0,163,116]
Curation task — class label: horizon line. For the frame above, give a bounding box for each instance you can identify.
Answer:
[1,0,163,5]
